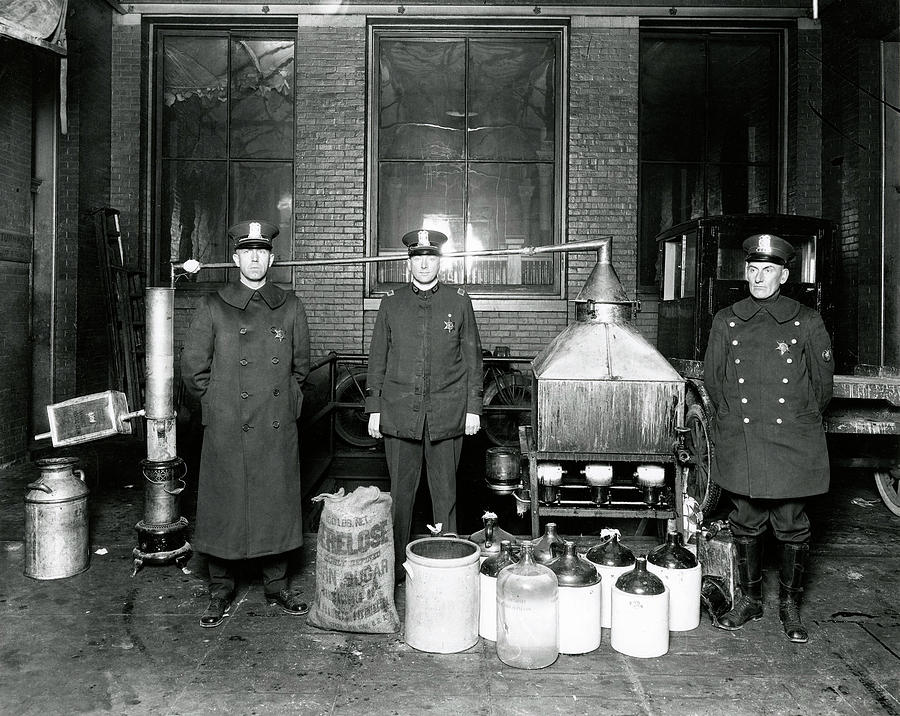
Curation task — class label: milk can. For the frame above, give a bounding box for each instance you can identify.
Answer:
[647,530,702,632]
[496,541,559,669]
[25,457,90,580]
[548,540,602,654]
[479,540,518,641]
[610,556,669,659]
[585,528,635,629]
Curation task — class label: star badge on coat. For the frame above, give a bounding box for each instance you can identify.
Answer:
[270,326,285,342]
[444,314,455,333]
[776,341,790,355]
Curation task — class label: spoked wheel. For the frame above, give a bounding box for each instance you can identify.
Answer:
[681,401,721,514]
[482,372,532,447]
[874,469,900,517]
[333,366,380,448]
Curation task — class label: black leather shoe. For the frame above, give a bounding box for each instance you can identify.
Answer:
[266,589,309,616]
[200,596,232,628]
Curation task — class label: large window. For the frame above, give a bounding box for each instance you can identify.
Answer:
[639,29,781,286]
[369,25,565,296]
[154,28,295,285]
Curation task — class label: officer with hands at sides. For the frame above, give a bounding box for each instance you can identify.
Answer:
[704,233,833,643]
[365,229,484,580]
[182,220,311,627]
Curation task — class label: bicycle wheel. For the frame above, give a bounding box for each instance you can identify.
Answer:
[333,367,379,448]
[482,372,532,447]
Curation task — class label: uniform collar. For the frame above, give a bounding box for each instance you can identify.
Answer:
[218,281,286,310]
[410,282,441,296]
[731,293,800,323]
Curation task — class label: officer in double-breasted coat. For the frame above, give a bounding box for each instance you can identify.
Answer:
[182,220,310,627]
[365,229,484,578]
[704,233,834,644]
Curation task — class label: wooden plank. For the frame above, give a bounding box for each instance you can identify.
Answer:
[824,409,900,435]
[833,376,900,405]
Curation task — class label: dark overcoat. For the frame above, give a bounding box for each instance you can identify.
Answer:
[703,294,833,499]
[181,281,310,559]
[365,283,483,441]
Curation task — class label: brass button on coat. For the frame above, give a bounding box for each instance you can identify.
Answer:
[241,392,249,399]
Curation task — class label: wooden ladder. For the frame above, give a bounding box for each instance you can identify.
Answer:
[93,207,146,439]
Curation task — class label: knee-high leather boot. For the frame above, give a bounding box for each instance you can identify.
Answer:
[716,535,764,630]
[779,542,809,643]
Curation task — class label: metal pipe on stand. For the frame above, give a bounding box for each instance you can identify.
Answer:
[132,287,192,575]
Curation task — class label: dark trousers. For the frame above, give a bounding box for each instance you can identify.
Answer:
[205,553,291,599]
[728,494,811,544]
[384,431,463,570]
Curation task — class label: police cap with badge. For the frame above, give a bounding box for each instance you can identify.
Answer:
[742,233,795,265]
[402,229,448,257]
[229,220,280,251]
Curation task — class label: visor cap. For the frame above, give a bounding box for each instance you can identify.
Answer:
[743,233,795,265]
[402,229,448,257]
[229,220,279,251]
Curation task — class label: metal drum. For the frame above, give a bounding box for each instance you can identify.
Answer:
[25,457,90,580]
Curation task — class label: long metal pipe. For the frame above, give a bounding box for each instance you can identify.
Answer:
[145,287,176,461]
[170,236,612,286]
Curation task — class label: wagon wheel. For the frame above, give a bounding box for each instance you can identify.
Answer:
[874,469,900,517]
[681,398,722,514]
[333,367,380,448]
[482,372,532,447]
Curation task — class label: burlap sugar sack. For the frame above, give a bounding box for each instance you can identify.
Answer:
[306,486,400,633]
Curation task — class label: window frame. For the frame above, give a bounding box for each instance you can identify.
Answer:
[365,20,569,300]
[149,21,298,290]
[637,24,786,290]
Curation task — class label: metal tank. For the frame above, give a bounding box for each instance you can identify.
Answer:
[532,239,684,457]
[520,238,687,538]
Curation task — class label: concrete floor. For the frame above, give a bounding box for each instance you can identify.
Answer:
[1,437,899,716]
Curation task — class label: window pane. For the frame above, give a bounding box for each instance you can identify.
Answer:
[161,159,228,283]
[230,161,294,284]
[230,38,295,159]
[162,36,228,159]
[467,162,554,287]
[707,39,774,163]
[683,231,697,298]
[376,162,464,284]
[707,164,771,215]
[640,38,705,161]
[468,39,556,161]
[379,40,466,160]
[639,163,703,284]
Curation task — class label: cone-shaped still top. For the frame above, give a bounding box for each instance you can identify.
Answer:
[574,238,630,304]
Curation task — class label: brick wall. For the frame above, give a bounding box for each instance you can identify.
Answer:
[73,0,114,394]
[294,17,368,356]
[821,10,884,369]
[569,17,642,340]
[0,41,36,464]
[788,22,823,217]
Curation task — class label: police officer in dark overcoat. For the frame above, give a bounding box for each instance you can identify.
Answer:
[364,229,484,577]
[704,233,834,643]
[182,220,311,627]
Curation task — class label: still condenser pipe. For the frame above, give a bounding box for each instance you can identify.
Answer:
[132,287,192,575]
